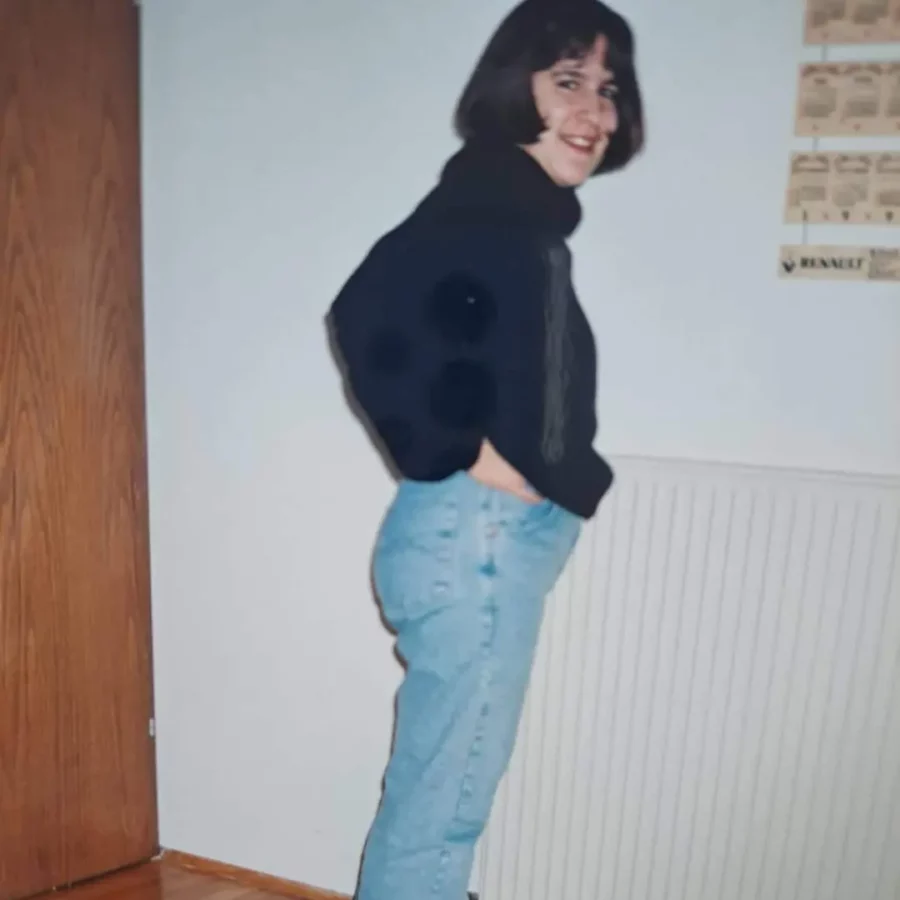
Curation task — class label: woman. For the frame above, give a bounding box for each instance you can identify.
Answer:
[328,1,644,897]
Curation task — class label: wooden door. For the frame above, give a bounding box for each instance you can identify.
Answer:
[0,2,158,898]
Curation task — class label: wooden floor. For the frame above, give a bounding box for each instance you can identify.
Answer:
[43,858,342,900]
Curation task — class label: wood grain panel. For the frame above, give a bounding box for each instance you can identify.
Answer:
[53,859,345,900]
[1,3,67,894]
[163,853,351,900]
[0,2,157,897]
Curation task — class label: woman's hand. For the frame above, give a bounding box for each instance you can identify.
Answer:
[468,440,543,504]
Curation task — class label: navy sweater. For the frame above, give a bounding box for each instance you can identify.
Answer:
[327,142,614,519]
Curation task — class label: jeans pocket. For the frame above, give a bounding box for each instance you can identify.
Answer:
[524,497,559,527]
[372,491,459,630]
[372,539,407,629]
[508,496,560,539]
[505,505,581,598]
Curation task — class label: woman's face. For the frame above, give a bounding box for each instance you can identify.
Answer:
[524,35,619,187]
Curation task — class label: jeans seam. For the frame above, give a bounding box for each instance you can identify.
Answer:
[429,497,499,900]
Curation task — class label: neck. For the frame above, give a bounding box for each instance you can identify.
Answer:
[518,143,561,186]
[428,141,583,238]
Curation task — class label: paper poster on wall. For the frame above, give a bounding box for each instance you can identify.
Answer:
[785,153,833,221]
[785,152,900,223]
[804,0,855,44]
[843,63,889,132]
[804,0,900,43]
[885,63,900,132]
[779,245,900,281]
[892,0,900,40]
[795,62,900,136]
[873,153,900,221]
[795,64,843,133]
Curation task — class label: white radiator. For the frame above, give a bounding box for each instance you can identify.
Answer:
[473,456,900,900]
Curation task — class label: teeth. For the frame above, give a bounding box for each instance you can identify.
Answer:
[566,137,594,149]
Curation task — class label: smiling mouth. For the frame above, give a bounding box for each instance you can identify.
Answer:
[561,135,605,156]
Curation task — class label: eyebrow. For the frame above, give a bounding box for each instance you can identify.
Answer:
[554,61,615,78]
[554,59,586,71]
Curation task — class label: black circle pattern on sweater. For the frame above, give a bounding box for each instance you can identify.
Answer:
[427,273,497,346]
[328,142,615,518]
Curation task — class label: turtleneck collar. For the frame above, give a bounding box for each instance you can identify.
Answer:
[419,141,583,239]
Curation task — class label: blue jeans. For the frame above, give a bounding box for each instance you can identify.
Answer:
[357,472,581,900]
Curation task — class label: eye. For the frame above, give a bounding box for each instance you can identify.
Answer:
[599,83,618,100]
[555,76,580,91]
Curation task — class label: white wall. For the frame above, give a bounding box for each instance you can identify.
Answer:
[140,0,900,894]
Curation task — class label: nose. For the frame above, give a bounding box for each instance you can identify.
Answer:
[598,100,618,134]
[577,95,618,135]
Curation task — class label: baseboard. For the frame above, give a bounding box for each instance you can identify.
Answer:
[162,850,351,900]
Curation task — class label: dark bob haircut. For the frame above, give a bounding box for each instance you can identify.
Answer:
[454,0,644,176]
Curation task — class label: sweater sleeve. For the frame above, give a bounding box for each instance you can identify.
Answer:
[327,224,550,483]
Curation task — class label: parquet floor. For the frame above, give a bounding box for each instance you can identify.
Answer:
[43,859,328,900]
